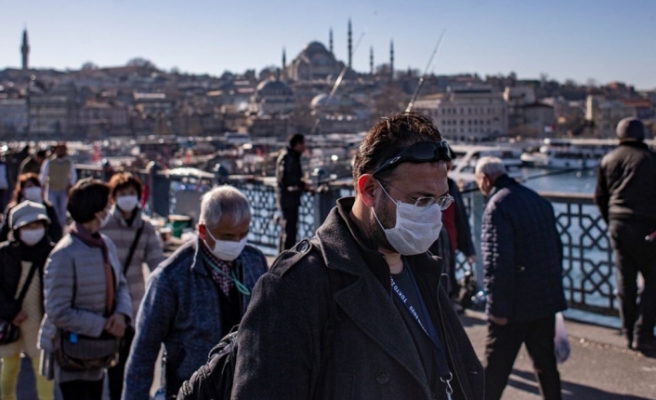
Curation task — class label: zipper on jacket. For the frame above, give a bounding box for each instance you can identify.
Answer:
[436,275,470,400]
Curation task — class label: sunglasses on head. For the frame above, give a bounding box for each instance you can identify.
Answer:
[372,140,452,177]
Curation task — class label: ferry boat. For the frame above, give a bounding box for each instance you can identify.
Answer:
[520,139,617,169]
[449,144,523,189]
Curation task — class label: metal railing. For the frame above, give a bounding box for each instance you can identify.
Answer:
[79,164,618,317]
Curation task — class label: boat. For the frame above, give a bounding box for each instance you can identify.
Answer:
[449,144,523,190]
[520,139,617,169]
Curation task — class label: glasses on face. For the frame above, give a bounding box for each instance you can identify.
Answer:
[372,140,452,177]
[378,180,454,210]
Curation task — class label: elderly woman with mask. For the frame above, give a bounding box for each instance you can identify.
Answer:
[100,172,164,400]
[0,173,63,243]
[0,201,55,400]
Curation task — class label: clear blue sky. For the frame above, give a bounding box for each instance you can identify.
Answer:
[2,0,655,89]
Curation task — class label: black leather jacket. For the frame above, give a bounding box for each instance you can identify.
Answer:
[275,147,305,209]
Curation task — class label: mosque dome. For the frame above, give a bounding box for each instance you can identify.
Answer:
[256,79,293,97]
[301,41,331,59]
[311,93,340,109]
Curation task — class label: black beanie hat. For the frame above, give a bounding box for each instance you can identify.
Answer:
[616,117,645,141]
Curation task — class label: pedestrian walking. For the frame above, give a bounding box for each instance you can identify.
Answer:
[475,156,567,400]
[0,173,63,243]
[0,201,55,400]
[101,172,164,400]
[232,113,483,400]
[19,149,47,176]
[38,178,132,400]
[123,186,267,400]
[39,143,77,228]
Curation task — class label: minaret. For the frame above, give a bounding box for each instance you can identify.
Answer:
[370,46,374,75]
[282,47,287,81]
[21,29,30,71]
[390,40,395,79]
[329,28,334,54]
[347,19,352,69]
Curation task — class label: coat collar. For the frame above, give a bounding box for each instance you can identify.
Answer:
[110,205,143,228]
[314,197,440,396]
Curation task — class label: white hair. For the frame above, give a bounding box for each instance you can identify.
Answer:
[199,186,251,228]
[475,156,507,179]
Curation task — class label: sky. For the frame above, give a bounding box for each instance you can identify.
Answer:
[1,0,655,89]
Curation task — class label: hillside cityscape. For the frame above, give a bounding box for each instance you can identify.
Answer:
[1,26,655,144]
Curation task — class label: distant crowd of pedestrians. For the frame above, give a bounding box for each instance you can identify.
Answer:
[0,115,654,400]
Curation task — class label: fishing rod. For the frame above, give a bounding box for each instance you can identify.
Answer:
[310,32,366,135]
[405,30,446,113]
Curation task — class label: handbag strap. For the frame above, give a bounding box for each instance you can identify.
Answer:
[16,262,39,306]
[123,223,145,275]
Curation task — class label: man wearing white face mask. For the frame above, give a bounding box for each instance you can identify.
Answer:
[232,113,483,400]
[0,201,55,400]
[100,172,164,400]
[123,185,268,400]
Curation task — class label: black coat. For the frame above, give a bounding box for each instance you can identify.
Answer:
[481,175,567,323]
[275,147,305,209]
[232,197,484,400]
[594,141,656,225]
[0,238,53,321]
[0,201,63,243]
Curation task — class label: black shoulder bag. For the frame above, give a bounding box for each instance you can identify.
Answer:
[0,263,39,345]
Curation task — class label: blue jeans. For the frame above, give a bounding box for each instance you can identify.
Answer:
[47,189,69,228]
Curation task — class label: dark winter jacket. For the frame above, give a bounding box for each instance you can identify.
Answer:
[275,147,305,209]
[0,201,63,243]
[594,141,656,225]
[232,197,484,400]
[123,238,267,400]
[481,175,567,323]
[0,238,53,321]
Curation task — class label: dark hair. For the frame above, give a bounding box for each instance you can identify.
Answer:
[9,173,41,208]
[108,172,143,201]
[288,133,305,148]
[67,178,110,223]
[352,113,443,186]
[36,150,47,158]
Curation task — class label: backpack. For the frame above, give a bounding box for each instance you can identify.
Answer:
[177,239,341,400]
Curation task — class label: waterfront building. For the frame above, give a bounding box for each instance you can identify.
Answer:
[585,95,636,138]
[414,85,508,142]
[0,98,28,136]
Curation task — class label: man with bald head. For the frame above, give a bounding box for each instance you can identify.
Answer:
[476,157,566,400]
[232,113,483,400]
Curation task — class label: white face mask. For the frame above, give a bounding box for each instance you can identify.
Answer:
[206,228,247,261]
[20,226,46,246]
[116,195,139,212]
[373,183,443,256]
[23,187,43,203]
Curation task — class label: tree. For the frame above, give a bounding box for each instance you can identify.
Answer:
[81,62,98,71]
[126,57,156,68]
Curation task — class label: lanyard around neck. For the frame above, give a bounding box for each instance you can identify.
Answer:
[390,260,453,398]
[202,252,251,296]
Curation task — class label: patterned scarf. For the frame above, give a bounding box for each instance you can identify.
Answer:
[200,240,234,296]
[69,222,115,315]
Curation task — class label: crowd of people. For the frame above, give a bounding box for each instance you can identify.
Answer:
[0,114,653,400]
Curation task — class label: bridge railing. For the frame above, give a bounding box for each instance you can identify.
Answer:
[79,164,618,318]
